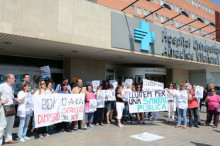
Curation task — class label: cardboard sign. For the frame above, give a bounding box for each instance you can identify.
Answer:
[124,79,132,89]
[92,80,101,92]
[142,79,164,91]
[40,65,51,79]
[89,99,97,112]
[195,86,203,99]
[25,94,34,112]
[97,90,106,102]
[106,90,116,101]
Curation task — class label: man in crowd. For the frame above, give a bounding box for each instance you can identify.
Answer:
[21,74,35,94]
[0,74,17,145]
[71,79,86,130]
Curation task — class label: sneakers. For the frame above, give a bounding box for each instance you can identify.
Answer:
[89,125,94,128]
[24,137,31,141]
[19,138,26,143]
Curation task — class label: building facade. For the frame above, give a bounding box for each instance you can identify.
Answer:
[0,0,219,90]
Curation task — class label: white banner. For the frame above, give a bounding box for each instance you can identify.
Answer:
[61,94,85,122]
[89,99,97,112]
[109,80,118,91]
[124,79,132,89]
[142,79,164,91]
[34,94,61,128]
[97,90,106,102]
[40,65,51,79]
[195,86,203,99]
[128,90,168,113]
[25,93,34,112]
[34,94,85,128]
[92,80,101,92]
[106,90,115,101]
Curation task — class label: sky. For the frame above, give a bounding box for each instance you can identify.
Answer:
[210,0,220,6]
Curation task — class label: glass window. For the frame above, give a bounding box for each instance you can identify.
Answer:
[166,1,169,5]
[143,9,148,16]
[171,4,174,10]
[184,0,187,2]
[155,0,159,4]
[202,5,205,10]
[206,19,209,24]
[131,5,135,13]
[166,17,169,24]
[150,11,154,19]
[137,7,142,15]
[188,11,191,17]
[196,14,198,18]
[171,19,174,25]
[184,9,187,13]
[175,5,178,12]
[176,21,179,27]
[192,26,195,31]
[188,25,191,31]
[184,25,187,30]
[203,18,205,23]
[209,8,211,13]
[195,1,198,7]
[180,7,182,12]
[180,22,183,27]
[200,29,202,35]
[199,3,201,8]
[212,9,214,15]
[203,30,205,35]
[206,6,208,12]
[161,0,164,5]
[155,13,159,20]
[213,34,215,39]
[188,0,191,4]
[192,0,194,5]
[192,13,194,19]
[161,15,165,22]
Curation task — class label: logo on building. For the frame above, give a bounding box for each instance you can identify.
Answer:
[134,21,155,51]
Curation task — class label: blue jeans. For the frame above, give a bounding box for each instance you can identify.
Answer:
[122,104,132,123]
[18,114,31,139]
[85,113,94,123]
[177,108,187,126]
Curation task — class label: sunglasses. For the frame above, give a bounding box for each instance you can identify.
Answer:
[211,91,216,92]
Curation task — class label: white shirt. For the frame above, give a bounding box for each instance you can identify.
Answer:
[34,89,51,95]
[174,90,188,109]
[17,91,32,117]
[0,82,14,108]
[167,89,176,101]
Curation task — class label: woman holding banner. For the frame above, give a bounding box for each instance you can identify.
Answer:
[166,83,191,129]
[35,80,50,138]
[56,82,71,132]
[166,83,176,124]
[17,82,32,143]
[115,86,127,128]
[136,85,146,125]
[94,86,105,126]
[85,85,96,128]
[106,84,115,124]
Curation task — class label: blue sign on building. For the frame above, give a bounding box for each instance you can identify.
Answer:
[134,21,155,51]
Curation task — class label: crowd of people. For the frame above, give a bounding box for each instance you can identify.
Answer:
[0,73,220,145]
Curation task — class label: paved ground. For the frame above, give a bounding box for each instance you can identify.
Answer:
[6,107,220,146]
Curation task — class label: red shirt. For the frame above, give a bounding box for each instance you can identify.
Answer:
[188,92,199,109]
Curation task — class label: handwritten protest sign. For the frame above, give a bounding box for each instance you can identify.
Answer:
[109,80,118,90]
[97,90,106,102]
[33,94,62,128]
[128,90,168,113]
[40,65,51,79]
[89,99,97,112]
[124,79,132,89]
[33,94,85,128]
[25,94,34,112]
[97,101,105,108]
[61,94,85,122]
[122,89,132,102]
[92,80,101,92]
[195,86,203,99]
[142,79,164,91]
[106,90,115,101]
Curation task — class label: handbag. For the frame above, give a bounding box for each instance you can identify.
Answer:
[3,104,16,117]
[209,100,220,113]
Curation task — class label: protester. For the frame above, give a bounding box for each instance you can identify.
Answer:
[136,85,146,124]
[17,82,32,142]
[115,86,127,128]
[46,80,54,94]
[85,85,96,128]
[71,79,87,130]
[94,86,105,126]
[106,84,115,124]
[32,71,42,92]
[188,84,199,128]
[0,74,17,145]
[55,78,71,93]
[205,89,220,128]
[122,85,132,124]
[35,80,50,138]
[166,83,191,129]
[166,83,176,124]
[56,82,71,132]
